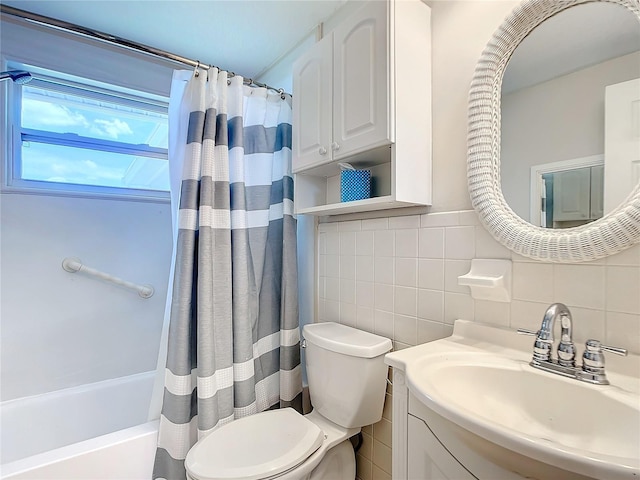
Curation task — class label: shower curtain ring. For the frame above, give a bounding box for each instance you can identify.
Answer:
[278,88,285,100]
[194,61,200,78]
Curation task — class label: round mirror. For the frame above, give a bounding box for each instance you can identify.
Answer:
[468,0,640,262]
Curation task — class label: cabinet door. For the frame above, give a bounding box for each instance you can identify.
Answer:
[332,1,389,159]
[408,415,476,480]
[292,34,333,173]
[590,165,604,220]
[553,168,591,221]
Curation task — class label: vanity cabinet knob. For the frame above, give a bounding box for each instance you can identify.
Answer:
[318,146,327,155]
[331,142,340,151]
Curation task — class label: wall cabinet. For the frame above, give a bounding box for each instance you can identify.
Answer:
[292,0,431,215]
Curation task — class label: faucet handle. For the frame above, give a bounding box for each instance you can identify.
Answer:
[582,339,627,374]
[516,328,537,336]
[517,328,552,361]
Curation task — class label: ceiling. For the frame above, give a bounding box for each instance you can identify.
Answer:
[2,0,638,94]
[1,0,347,80]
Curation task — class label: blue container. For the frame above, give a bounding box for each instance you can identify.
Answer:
[340,169,371,202]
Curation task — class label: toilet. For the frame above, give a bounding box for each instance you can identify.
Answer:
[185,322,392,480]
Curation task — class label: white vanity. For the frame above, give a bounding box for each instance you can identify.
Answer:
[385,320,640,480]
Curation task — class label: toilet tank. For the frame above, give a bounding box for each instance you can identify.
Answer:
[302,322,392,429]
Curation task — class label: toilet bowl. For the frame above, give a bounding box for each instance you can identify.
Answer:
[185,322,392,480]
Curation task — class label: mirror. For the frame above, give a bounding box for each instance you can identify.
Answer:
[467,0,640,262]
[500,2,640,229]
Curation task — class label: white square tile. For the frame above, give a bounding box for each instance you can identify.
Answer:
[340,302,357,327]
[374,284,394,312]
[474,300,510,327]
[395,258,417,287]
[394,286,417,317]
[389,215,421,229]
[474,226,511,259]
[419,228,444,259]
[606,266,640,314]
[606,312,640,355]
[443,292,474,324]
[356,281,375,308]
[395,229,418,257]
[319,232,326,255]
[554,265,605,310]
[509,300,551,331]
[318,276,326,300]
[374,230,395,257]
[458,210,480,226]
[374,309,394,339]
[325,300,340,322]
[444,259,472,294]
[340,278,356,304]
[337,220,362,232]
[512,262,554,303]
[356,231,374,256]
[421,212,460,227]
[444,226,475,259]
[362,218,389,231]
[417,288,444,322]
[606,244,640,266]
[325,278,340,301]
[394,314,417,345]
[418,259,444,290]
[374,257,394,285]
[325,232,340,255]
[417,319,450,344]
[340,231,356,256]
[568,307,605,345]
[318,298,326,321]
[340,255,356,280]
[356,256,375,281]
[357,306,375,333]
[318,222,337,233]
[325,254,340,278]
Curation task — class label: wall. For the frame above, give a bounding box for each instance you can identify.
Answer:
[0,17,174,401]
[260,1,640,480]
[501,52,640,220]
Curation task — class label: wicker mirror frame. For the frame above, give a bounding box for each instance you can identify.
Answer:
[468,0,640,262]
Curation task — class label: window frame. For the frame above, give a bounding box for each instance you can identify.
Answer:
[3,64,171,202]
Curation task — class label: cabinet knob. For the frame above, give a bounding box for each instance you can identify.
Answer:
[318,146,327,155]
[331,142,340,151]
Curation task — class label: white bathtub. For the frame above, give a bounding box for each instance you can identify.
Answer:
[1,371,158,479]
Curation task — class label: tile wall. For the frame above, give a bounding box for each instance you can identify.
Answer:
[317,210,640,480]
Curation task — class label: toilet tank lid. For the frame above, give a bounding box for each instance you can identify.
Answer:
[303,322,392,358]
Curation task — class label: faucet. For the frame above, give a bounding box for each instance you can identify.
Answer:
[518,303,627,385]
[531,303,576,367]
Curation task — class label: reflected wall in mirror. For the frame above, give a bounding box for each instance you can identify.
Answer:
[467,0,640,262]
[500,2,640,228]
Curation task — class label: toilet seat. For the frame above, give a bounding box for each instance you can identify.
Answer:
[185,408,324,480]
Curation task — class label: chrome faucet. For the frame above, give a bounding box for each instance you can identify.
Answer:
[518,303,627,385]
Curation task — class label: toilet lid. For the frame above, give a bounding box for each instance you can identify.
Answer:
[185,408,324,480]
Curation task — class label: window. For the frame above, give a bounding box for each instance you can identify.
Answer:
[6,68,169,199]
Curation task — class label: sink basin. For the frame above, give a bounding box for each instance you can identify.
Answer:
[389,320,640,480]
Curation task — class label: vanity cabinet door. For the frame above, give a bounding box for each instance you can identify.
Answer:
[408,414,476,480]
[292,34,333,173]
[332,0,390,160]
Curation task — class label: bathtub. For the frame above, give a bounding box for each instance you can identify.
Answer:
[1,371,158,479]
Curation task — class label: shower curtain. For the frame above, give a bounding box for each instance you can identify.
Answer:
[153,68,302,480]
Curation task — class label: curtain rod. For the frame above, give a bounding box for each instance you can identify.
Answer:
[0,4,290,97]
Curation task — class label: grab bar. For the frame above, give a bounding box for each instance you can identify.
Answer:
[62,257,154,299]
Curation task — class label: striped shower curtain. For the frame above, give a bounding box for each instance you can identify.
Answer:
[153,68,302,480]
